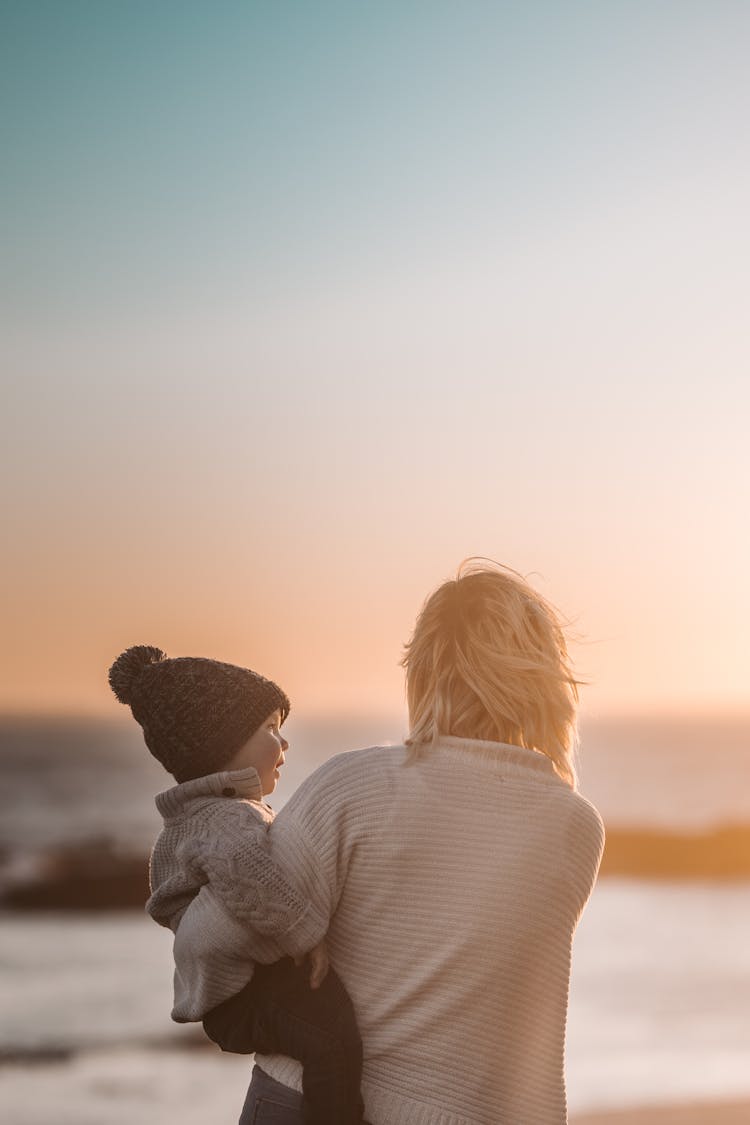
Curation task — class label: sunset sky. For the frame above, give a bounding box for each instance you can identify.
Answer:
[2,2,748,718]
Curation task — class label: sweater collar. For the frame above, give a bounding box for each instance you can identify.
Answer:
[430,735,559,778]
[155,765,264,818]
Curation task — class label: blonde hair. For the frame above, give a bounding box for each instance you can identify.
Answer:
[402,560,580,787]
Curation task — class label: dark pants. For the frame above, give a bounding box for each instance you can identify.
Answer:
[202,958,364,1125]
[239,1066,306,1125]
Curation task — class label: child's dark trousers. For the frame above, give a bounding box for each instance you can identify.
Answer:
[202,957,364,1125]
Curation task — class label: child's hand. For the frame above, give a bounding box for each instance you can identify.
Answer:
[294,941,329,989]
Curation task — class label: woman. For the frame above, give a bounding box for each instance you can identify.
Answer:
[214,561,604,1124]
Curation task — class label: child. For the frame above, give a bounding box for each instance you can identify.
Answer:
[109,644,364,1125]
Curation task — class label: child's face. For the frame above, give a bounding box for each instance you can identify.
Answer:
[223,709,288,795]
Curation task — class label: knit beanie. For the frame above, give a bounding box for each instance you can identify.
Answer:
[108,645,290,783]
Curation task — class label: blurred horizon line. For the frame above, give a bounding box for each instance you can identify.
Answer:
[1,704,748,726]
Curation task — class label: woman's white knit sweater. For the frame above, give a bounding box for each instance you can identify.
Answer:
[256,738,604,1125]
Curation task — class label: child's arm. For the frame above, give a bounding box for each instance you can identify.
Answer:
[187,798,328,957]
[165,798,329,1022]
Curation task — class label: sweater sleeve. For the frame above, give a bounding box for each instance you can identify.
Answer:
[263,752,368,939]
[167,799,333,1020]
[185,799,328,958]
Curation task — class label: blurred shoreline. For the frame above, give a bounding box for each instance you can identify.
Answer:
[571,1101,750,1123]
[3,822,750,911]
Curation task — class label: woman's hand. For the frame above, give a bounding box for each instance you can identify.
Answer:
[294,940,329,989]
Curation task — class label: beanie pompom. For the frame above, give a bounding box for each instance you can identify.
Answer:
[108,645,167,704]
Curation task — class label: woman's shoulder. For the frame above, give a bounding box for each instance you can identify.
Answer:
[542,780,605,846]
[306,742,407,784]
[563,789,606,894]
[567,787,605,835]
[281,744,405,824]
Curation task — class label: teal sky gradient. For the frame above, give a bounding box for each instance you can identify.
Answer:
[2,2,749,714]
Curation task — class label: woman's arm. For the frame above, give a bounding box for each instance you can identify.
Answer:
[265,750,365,924]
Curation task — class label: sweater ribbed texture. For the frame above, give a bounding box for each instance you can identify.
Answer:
[256,738,605,1125]
[147,765,326,1021]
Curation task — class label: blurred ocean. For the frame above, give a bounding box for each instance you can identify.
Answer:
[2,712,750,855]
[1,712,749,1123]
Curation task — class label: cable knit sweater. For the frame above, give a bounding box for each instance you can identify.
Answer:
[146,765,325,1021]
[253,738,605,1125]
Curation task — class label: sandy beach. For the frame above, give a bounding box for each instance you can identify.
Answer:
[572,1101,750,1124]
